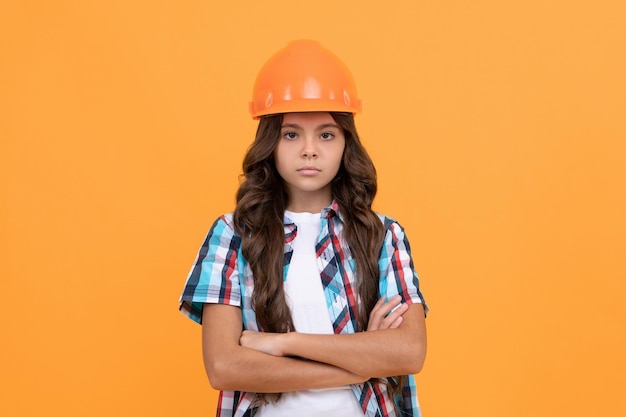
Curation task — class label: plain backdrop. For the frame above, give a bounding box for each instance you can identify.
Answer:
[1,1,625,416]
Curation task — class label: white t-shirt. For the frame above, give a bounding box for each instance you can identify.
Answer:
[256,211,363,417]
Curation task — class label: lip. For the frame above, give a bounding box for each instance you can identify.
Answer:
[297,166,321,176]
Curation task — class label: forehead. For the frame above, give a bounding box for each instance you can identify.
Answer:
[281,112,336,126]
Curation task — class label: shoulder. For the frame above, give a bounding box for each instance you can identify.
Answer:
[203,212,243,244]
[210,212,236,232]
[375,212,405,235]
[375,212,417,252]
[218,212,235,226]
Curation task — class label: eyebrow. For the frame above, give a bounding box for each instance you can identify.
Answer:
[280,123,341,130]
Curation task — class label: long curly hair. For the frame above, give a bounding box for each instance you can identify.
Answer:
[233,112,405,404]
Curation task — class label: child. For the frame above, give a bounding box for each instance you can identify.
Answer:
[179,39,428,417]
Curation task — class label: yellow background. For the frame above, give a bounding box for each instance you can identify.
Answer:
[1,1,625,416]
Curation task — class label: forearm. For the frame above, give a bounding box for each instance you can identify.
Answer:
[283,330,422,378]
[205,344,366,392]
[201,303,367,393]
[276,304,426,378]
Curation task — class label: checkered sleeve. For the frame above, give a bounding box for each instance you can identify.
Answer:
[179,214,242,324]
[378,217,428,315]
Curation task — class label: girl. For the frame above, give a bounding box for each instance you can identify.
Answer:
[180,40,428,417]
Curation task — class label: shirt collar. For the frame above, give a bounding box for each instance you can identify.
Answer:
[321,199,343,221]
[283,200,344,225]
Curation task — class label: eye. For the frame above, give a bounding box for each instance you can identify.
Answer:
[282,131,298,140]
[320,132,335,140]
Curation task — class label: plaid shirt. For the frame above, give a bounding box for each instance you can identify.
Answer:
[180,201,427,417]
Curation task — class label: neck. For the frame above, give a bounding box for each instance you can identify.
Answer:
[285,191,332,213]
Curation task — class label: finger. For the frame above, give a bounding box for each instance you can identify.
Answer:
[378,295,402,314]
[385,302,408,322]
[369,296,396,327]
[388,316,403,329]
[367,297,386,328]
[368,296,403,331]
[369,297,386,317]
[370,297,385,317]
[379,302,408,329]
[378,295,403,317]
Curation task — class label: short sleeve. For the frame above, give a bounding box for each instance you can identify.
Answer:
[179,214,243,324]
[378,218,428,316]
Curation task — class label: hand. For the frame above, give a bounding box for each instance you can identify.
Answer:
[240,330,286,356]
[367,295,409,331]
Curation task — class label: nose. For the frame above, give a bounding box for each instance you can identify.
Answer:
[301,137,318,158]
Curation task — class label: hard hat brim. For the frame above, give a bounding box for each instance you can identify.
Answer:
[249,98,362,120]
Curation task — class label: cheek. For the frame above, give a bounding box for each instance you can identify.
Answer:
[335,142,346,166]
[273,145,287,169]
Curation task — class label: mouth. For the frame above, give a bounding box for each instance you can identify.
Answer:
[297,166,321,175]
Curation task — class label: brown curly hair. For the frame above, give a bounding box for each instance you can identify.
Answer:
[233,112,404,404]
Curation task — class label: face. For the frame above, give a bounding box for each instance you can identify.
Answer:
[274,112,345,212]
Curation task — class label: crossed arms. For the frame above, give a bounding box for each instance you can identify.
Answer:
[201,296,427,393]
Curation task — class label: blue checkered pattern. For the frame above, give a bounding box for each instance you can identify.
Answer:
[180,201,427,417]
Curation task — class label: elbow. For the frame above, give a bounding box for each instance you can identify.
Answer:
[403,312,427,375]
[397,347,425,375]
[204,361,224,390]
[373,340,426,377]
[208,378,224,391]
[406,353,426,375]
[402,337,427,375]
[374,350,425,379]
[204,356,235,391]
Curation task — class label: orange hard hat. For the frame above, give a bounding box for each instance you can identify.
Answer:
[249,40,362,119]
